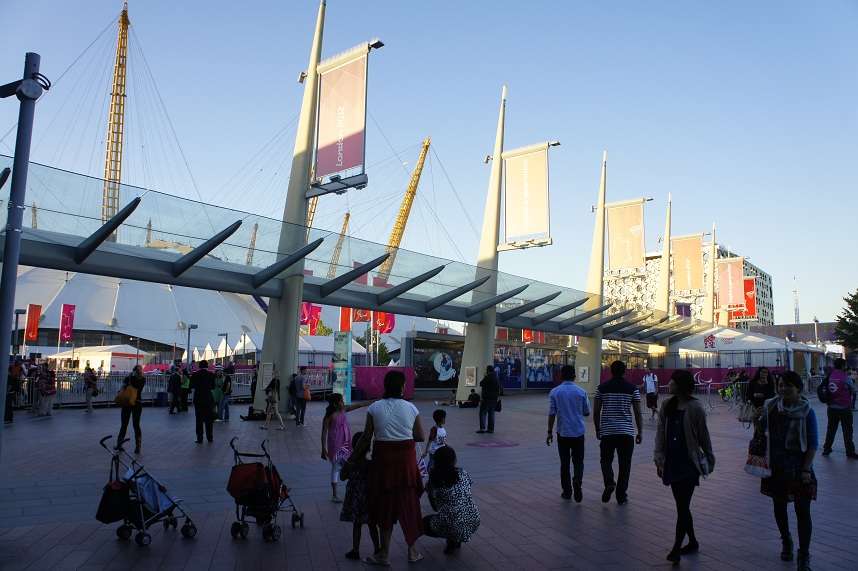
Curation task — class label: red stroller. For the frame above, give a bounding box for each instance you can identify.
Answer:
[227,437,304,541]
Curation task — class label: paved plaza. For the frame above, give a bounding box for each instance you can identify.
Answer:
[0,393,856,570]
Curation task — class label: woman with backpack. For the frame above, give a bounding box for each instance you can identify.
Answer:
[117,365,146,454]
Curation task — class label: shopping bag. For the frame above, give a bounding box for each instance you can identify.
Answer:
[737,402,757,424]
[743,433,771,478]
[114,385,138,408]
[96,480,130,523]
[495,399,503,413]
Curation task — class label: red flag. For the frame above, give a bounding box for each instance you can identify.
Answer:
[373,312,395,334]
[300,303,322,334]
[523,329,534,343]
[352,309,371,322]
[24,303,41,342]
[339,306,352,331]
[496,327,508,341]
[59,304,76,343]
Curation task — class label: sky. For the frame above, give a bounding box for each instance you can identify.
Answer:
[1,0,856,323]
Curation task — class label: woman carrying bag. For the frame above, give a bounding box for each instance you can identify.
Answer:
[116,365,146,454]
[758,371,818,571]
[653,370,715,565]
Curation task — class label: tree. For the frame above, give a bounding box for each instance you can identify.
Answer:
[314,319,333,337]
[834,288,858,350]
[356,330,391,365]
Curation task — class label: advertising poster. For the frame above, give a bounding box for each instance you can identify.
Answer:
[525,347,554,389]
[316,52,367,180]
[333,331,353,405]
[24,303,41,343]
[413,338,463,389]
[494,344,522,389]
[606,199,646,270]
[59,303,76,343]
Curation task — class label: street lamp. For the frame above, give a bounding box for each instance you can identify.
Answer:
[186,324,198,370]
[129,336,141,365]
[13,308,26,356]
[218,332,228,366]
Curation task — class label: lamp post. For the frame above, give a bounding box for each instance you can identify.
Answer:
[129,337,141,365]
[218,332,228,366]
[13,309,25,356]
[812,317,819,346]
[186,324,198,371]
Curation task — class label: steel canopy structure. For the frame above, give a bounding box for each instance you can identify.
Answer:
[0,155,709,344]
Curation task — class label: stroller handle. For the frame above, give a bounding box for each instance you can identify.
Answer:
[99,435,113,450]
[229,436,239,453]
[260,439,269,455]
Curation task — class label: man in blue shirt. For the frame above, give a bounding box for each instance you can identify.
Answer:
[547,365,591,502]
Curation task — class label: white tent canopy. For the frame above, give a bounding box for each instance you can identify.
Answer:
[672,327,789,352]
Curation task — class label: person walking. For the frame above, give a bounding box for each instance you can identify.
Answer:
[180,366,191,412]
[292,367,309,426]
[167,365,182,414]
[212,366,225,421]
[83,365,98,413]
[654,370,716,564]
[476,366,500,434]
[759,371,818,570]
[117,365,146,454]
[189,360,216,443]
[748,367,776,410]
[820,358,857,458]
[642,366,659,419]
[593,360,643,505]
[423,446,480,555]
[37,365,57,417]
[340,431,381,561]
[355,370,425,565]
[261,375,286,431]
[546,365,590,502]
[321,393,370,502]
[219,366,233,422]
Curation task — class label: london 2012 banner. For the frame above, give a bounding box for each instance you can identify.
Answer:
[731,277,757,321]
[671,234,704,291]
[332,331,353,405]
[315,45,369,181]
[24,303,42,343]
[501,142,551,249]
[606,199,646,271]
[716,257,744,308]
[59,303,76,343]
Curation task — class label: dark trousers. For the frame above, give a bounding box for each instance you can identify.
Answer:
[168,391,180,413]
[670,478,698,549]
[118,405,142,446]
[4,392,12,423]
[195,404,214,442]
[180,388,189,412]
[294,398,307,425]
[599,434,634,499]
[823,408,855,454]
[479,399,496,431]
[557,435,585,493]
[774,497,812,557]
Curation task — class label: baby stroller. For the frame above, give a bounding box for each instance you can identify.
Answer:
[97,435,197,546]
[227,437,304,541]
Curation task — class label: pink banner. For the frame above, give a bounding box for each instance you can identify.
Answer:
[59,303,76,342]
[353,366,415,399]
[717,258,744,307]
[602,366,786,389]
[316,56,367,179]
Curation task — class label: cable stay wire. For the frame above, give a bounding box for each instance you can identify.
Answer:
[429,146,479,239]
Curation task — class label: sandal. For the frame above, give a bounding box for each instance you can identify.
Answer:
[408,553,424,564]
[364,556,391,567]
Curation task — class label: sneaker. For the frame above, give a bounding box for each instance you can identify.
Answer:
[561,491,572,500]
[573,486,583,503]
[345,550,360,560]
[601,485,615,503]
[616,495,628,505]
[487,430,494,434]
[260,426,268,430]
[821,449,832,456]
[277,426,285,431]
[476,430,486,434]
[846,452,858,459]
[679,541,699,555]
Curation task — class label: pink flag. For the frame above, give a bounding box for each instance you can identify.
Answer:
[59,304,76,342]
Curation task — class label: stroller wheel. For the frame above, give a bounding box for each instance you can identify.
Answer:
[116,525,132,540]
[261,524,272,542]
[291,513,298,529]
[299,513,305,528]
[135,532,152,547]
[240,522,249,539]
[181,522,197,539]
[230,522,241,539]
[271,525,282,541]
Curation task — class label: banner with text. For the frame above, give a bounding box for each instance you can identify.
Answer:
[607,199,646,270]
[24,303,42,343]
[59,303,76,343]
[502,143,551,246]
[315,46,369,180]
[671,234,704,291]
[717,257,744,308]
[730,277,758,321]
[333,332,353,405]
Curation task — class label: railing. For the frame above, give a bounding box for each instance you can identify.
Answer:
[9,371,254,410]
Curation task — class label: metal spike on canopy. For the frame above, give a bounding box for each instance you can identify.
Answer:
[74,197,141,263]
[558,303,612,329]
[465,284,529,317]
[377,265,445,306]
[577,308,634,332]
[172,220,242,277]
[650,322,696,341]
[252,237,325,288]
[424,275,491,312]
[530,298,590,325]
[601,312,652,335]
[497,291,562,321]
[621,316,672,338]
[319,254,389,298]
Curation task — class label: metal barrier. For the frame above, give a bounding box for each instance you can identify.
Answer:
[10,371,254,409]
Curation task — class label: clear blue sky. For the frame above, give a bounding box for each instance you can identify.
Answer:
[2,0,856,323]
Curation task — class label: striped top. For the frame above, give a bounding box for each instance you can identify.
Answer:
[595,378,641,437]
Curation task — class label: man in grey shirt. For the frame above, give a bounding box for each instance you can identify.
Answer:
[292,366,308,426]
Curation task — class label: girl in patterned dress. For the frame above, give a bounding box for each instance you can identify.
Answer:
[423,446,480,554]
[340,431,380,560]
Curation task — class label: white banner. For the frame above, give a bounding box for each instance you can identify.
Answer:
[717,257,744,308]
[607,199,645,270]
[672,234,704,291]
[502,143,550,245]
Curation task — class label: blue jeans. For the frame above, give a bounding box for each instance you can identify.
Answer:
[218,397,230,421]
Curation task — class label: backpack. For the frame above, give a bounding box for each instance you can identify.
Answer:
[816,375,831,404]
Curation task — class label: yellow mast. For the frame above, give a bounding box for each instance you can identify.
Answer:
[327,212,350,278]
[306,195,319,232]
[101,2,130,233]
[246,222,259,265]
[377,137,431,281]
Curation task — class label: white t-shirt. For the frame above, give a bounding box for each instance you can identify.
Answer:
[368,398,420,441]
[428,426,447,455]
[643,373,658,394]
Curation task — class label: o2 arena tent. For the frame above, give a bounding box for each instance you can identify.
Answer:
[48,344,151,372]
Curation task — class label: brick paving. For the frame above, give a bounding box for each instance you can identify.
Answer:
[0,394,856,570]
